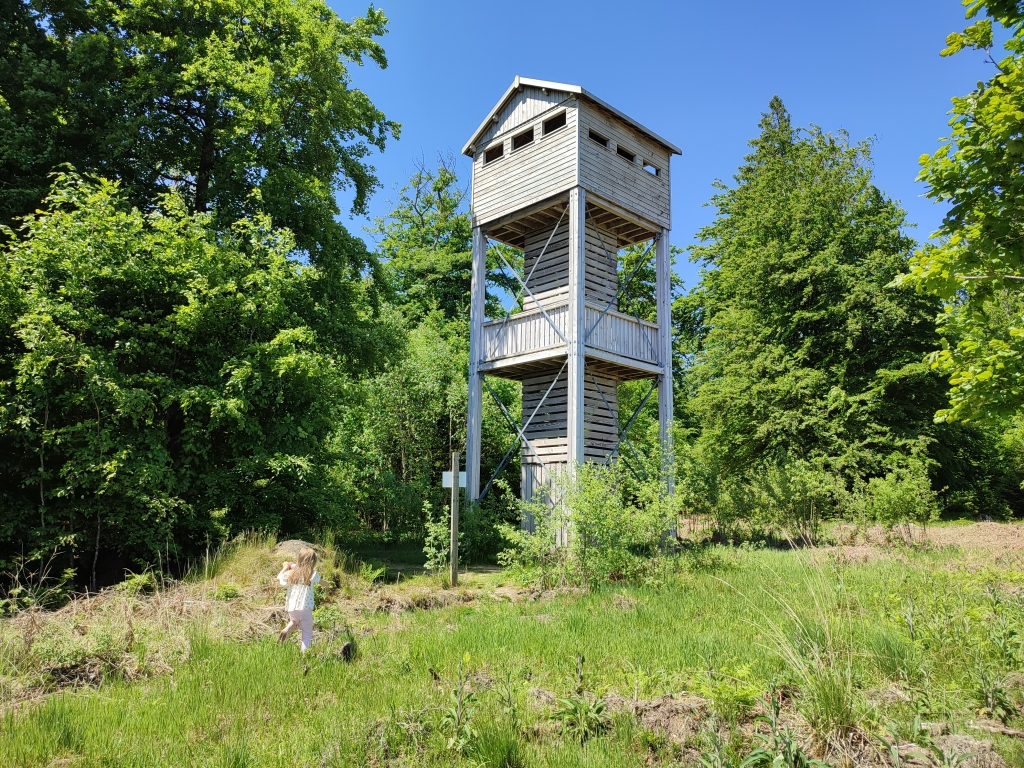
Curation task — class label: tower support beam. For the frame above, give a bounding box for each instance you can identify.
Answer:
[656,227,674,493]
[466,225,487,502]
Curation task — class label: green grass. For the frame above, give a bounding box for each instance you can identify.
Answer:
[3,542,1024,766]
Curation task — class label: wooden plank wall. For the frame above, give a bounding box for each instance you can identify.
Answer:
[585,222,618,308]
[473,93,579,225]
[583,370,618,463]
[521,365,568,467]
[519,369,619,474]
[522,224,570,310]
[481,304,568,362]
[578,103,671,230]
[478,86,572,148]
[520,221,616,311]
[583,306,660,365]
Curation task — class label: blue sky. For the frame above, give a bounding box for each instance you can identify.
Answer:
[330,0,999,290]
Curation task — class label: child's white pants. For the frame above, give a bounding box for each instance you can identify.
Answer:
[284,609,313,651]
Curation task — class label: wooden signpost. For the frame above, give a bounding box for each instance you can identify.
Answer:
[450,451,459,586]
[442,453,465,586]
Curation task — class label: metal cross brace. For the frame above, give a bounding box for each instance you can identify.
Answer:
[487,206,569,359]
[478,360,568,500]
[583,208,661,362]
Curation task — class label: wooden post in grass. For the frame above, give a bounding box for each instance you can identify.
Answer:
[450,451,459,587]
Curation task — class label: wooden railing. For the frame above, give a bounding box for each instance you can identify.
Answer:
[482,303,569,361]
[583,305,659,365]
[480,302,659,366]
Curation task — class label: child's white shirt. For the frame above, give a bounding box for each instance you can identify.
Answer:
[279,570,321,612]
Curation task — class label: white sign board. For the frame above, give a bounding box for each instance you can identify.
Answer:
[442,471,467,489]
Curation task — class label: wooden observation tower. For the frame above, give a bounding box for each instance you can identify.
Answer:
[463,77,680,523]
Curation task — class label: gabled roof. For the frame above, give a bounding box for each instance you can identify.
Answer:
[461,76,682,157]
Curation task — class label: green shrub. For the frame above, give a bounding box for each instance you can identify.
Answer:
[856,454,939,539]
[498,461,676,589]
[422,500,452,573]
[212,583,241,601]
[552,692,609,744]
[693,664,761,723]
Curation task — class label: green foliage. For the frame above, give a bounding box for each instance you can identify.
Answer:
[552,693,609,744]
[855,453,940,536]
[741,694,830,768]
[369,158,518,322]
[467,726,526,768]
[0,0,398,288]
[0,174,357,575]
[684,98,945,497]
[498,461,675,589]
[439,654,477,753]
[115,572,157,597]
[211,583,241,601]
[900,1,1024,421]
[422,501,451,574]
[693,663,761,723]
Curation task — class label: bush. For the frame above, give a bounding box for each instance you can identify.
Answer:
[856,454,939,539]
[498,462,676,589]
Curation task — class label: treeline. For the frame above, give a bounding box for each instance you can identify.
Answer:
[4,0,1024,584]
[0,0,517,584]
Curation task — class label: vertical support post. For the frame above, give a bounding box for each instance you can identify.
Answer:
[656,228,675,498]
[564,187,587,546]
[466,225,486,503]
[450,451,460,587]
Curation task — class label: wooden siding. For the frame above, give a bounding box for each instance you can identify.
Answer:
[478,86,574,148]
[481,303,568,362]
[518,221,617,312]
[583,305,660,366]
[480,302,659,368]
[521,367,569,467]
[584,222,618,307]
[472,101,579,225]
[578,103,671,230]
[522,224,570,310]
[583,370,618,462]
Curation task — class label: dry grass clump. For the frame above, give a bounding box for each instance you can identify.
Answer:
[0,532,388,709]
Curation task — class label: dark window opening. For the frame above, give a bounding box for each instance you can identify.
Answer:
[643,162,660,176]
[543,111,566,135]
[588,129,609,147]
[617,145,636,163]
[484,143,504,164]
[512,128,534,151]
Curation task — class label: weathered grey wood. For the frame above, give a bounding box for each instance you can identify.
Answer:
[465,226,487,501]
[656,229,674,496]
[464,78,677,524]
[578,102,671,230]
[567,187,586,474]
[450,451,459,587]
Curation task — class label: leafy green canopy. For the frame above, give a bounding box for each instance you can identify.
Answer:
[900,0,1024,421]
[682,98,944,484]
[369,158,519,323]
[301,161,519,554]
[0,174,366,578]
[0,0,397,316]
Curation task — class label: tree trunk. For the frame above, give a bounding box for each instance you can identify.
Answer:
[92,511,101,592]
[195,112,215,213]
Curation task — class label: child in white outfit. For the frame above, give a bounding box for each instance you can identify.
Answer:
[277,547,321,652]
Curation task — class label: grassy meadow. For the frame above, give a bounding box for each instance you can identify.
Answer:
[3,529,1024,767]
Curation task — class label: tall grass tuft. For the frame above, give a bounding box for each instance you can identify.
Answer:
[738,550,867,749]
